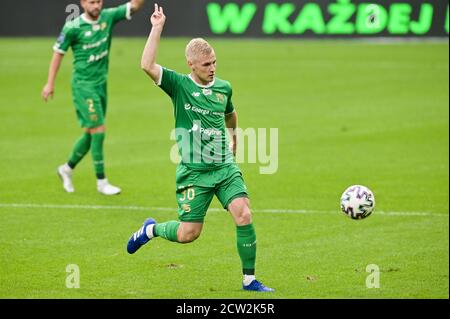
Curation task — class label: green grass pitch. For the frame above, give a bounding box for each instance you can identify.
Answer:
[0,38,448,299]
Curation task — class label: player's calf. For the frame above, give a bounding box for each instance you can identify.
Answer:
[177,222,203,243]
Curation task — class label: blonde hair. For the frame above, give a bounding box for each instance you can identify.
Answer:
[185,38,214,62]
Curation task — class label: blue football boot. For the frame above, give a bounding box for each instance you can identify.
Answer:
[127,218,156,254]
[243,280,275,292]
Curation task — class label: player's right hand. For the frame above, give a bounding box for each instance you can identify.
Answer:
[151,3,166,27]
[41,83,54,102]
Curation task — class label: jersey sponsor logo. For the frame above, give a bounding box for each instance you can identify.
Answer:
[82,36,108,50]
[188,123,199,133]
[188,123,222,137]
[87,50,108,63]
[184,104,224,117]
[191,106,210,116]
[200,127,222,137]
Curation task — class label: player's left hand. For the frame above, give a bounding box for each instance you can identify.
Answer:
[41,83,54,102]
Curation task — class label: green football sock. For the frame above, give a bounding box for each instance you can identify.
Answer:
[154,221,180,242]
[68,132,91,168]
[91,132,105,179]
[236,223,257,275]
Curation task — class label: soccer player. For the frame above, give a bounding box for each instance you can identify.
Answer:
[41,0,145,195]
[126,4,274,292]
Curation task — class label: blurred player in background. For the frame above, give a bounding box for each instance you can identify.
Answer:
[42,0,145,195]
[127,4,274,292]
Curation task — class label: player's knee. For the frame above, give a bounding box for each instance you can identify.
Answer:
[229,197,253,225]
[236,210,252,225]
[88,125,105,134]
[233,206,252,225]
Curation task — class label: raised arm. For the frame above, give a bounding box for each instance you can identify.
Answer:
[130,0,145,14]
[42,52,64,102]
[141,3,166,82]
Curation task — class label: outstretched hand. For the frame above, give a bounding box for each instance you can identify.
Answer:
[151,3,166,27]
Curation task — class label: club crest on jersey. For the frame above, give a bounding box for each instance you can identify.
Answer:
[202,89,212,96]
[101,22,107,30]
[216,93,225,103]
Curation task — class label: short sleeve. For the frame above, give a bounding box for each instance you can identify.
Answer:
[53,24,75,54]
[225,85,235,114]
[159,67,185,98]
[104,3,132,25]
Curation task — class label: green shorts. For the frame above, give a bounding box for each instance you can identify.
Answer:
[72,83,107,128]
[175,163,249,223]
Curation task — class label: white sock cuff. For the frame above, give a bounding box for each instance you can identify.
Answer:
[146,224,155,239]
[243,275,256,286]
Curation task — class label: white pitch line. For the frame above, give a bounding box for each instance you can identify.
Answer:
[0,203,446,217]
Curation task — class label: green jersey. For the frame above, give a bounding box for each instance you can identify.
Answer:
[53,3,131,86]
[158,67,236,171]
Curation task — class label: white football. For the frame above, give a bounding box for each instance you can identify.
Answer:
[340,185,375,220]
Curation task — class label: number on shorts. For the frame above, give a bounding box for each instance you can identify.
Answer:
[180,188,195,201]
[86,99,95,113]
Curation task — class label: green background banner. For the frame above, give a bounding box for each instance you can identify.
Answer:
[0,0,448,37]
